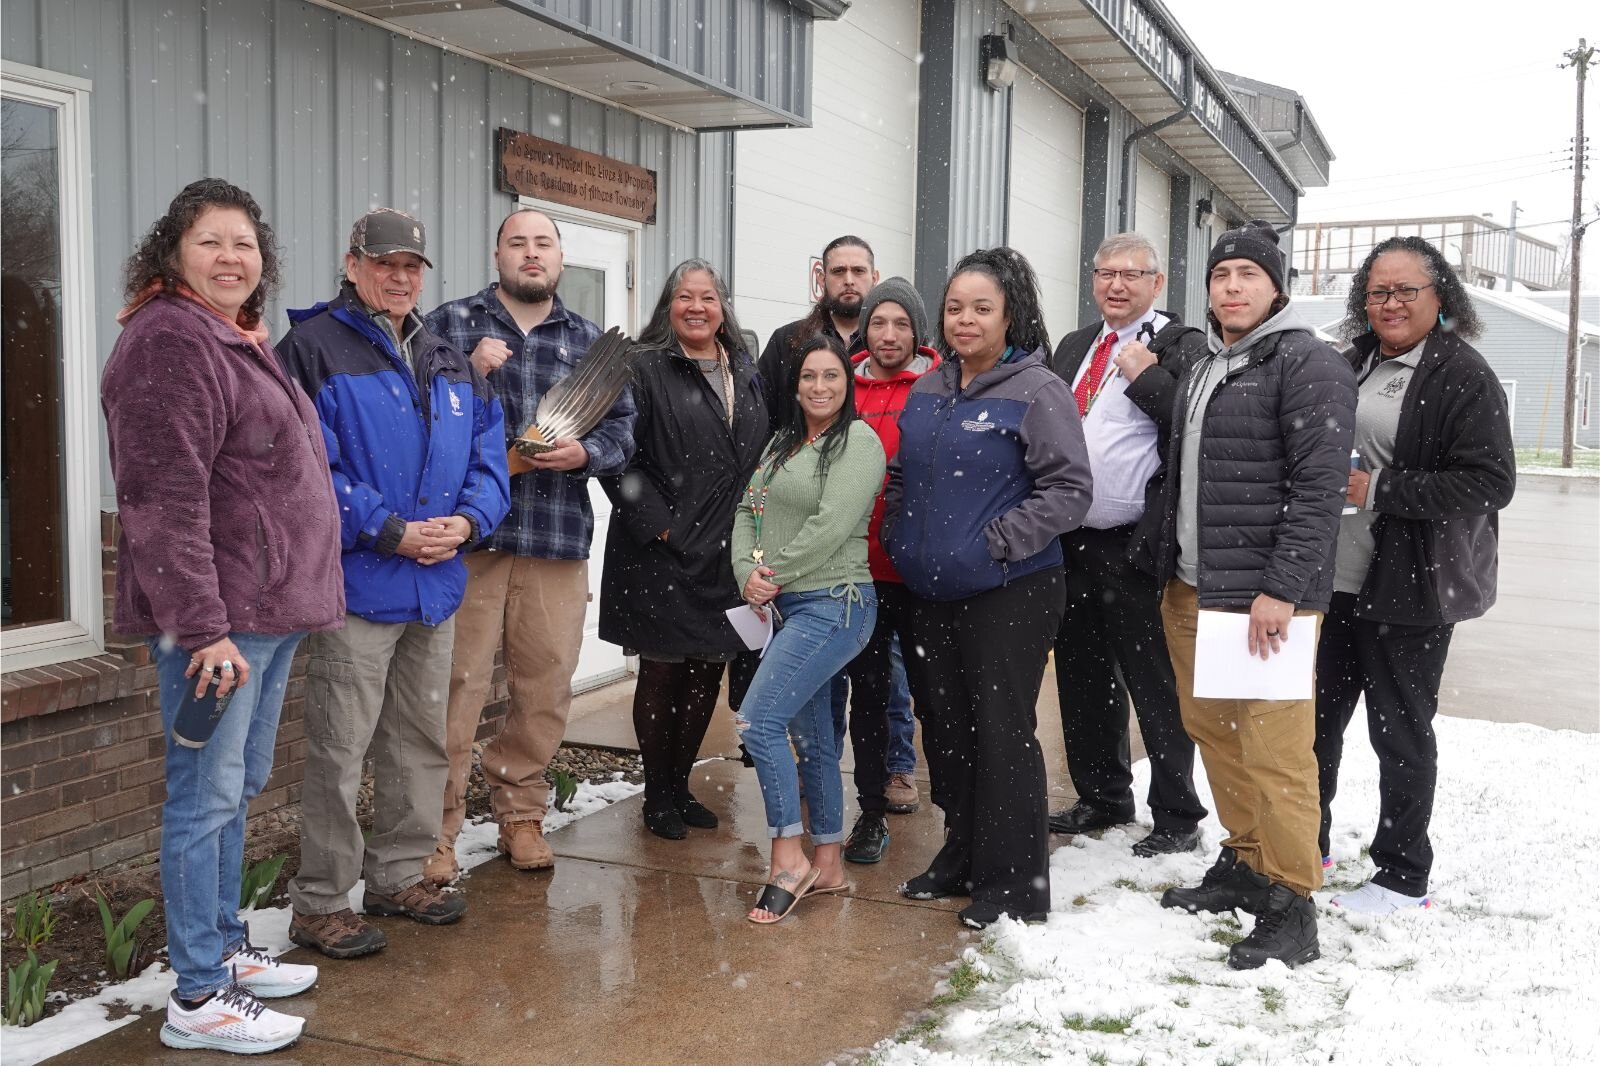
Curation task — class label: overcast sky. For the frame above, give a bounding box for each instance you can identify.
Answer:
[1162,0,1595,251]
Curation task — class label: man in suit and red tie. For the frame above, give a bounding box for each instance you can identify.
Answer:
[1047,232,1210,856]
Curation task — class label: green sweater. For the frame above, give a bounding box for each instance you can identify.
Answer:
[732,420,886,595]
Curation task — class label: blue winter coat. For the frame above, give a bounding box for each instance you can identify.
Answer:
[277,288,511,625]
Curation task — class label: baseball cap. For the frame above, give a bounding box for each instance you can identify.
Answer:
[349,208,432,267]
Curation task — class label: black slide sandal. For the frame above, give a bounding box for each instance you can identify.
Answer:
[748,868,821,924]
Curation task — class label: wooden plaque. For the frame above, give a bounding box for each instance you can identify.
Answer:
[496,127,657,225]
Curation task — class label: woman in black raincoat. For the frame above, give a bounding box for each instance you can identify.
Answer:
[599,258,768,839]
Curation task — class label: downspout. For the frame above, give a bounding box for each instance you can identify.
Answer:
[1118,52,1193,232]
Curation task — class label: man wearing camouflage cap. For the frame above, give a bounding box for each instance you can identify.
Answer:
[278,209,510,959]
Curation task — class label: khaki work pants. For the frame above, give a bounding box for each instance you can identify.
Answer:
[289,613,454,913]
[1161,580,1324,896]
[439,551,587,838]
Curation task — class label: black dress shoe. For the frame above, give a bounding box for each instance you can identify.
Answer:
[643,807,687,840]
[900,870,969,901]
[958,901,1048,929]
[1131,826,1202,857]
[1048,802,1134,835]
[675,794,719,829]
[1227,884,1320,970]
[1160,848,1271,915]
[843,813,889,864]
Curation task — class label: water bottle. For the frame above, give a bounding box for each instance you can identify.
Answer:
[1343,450,1362,516]
[172,675,236,749]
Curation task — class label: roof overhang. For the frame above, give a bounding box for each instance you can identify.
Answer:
[1019,0,1302,223]
[317,0,812,132]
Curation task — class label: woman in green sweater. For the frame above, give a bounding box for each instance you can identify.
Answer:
[732,334,886,924]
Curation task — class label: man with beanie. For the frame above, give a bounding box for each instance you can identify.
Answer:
[1046,233,1209,858]
[839,278,941,863]
[1149,220,1356,970]
[279,209,511,958]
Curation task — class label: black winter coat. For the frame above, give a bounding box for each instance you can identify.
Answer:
[598,344,769,658]
[756,317,860,431]
[1052,312,1209,555]
[1345,331,1515,625]
[1143,323,1358,612]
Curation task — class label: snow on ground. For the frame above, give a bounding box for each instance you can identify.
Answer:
[869,714,1600,1066]
[0,774,642,1066]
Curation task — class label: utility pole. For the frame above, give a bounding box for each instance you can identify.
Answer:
[1311,222,1322,295]
[1502,200,1520,292]
[1561,39,1593,469]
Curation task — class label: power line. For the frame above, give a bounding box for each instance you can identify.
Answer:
[1302,165,1575,213]
[1308,160,1577,202]
[1326,150,1566,186]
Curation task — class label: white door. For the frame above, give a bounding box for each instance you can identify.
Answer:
[1134,156,1172,272]
[1008,71,1085,344]
[527,211,636,692]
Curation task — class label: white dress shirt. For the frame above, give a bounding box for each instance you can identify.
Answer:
[1070,308,1167,530]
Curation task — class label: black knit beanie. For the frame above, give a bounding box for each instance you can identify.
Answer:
[1207,220,1286,294]
[857,276,928,352]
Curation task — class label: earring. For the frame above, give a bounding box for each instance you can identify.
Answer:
[1438,312,1446,328]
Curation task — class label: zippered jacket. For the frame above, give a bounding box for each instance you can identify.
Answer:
[278,288,511,625]
[850,346,941,582]
[882,349,1093,601]
[1345,330,1515,624]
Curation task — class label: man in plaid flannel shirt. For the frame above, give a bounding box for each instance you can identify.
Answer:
[422,208,636,878]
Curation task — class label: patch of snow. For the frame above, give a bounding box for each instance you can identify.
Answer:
[0,774,642,1066]
[869,714,1600,1065]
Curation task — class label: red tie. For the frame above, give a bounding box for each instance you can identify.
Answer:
[1074,331,1117,416]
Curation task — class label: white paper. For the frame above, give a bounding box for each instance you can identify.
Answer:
[1192,609,1316,701]
[724,605,774,656]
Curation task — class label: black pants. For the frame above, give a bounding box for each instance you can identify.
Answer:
[633,658,727,813]
[843,582,914,815]
[1314,591,1454,896]
[903,568,1065,914]
[1053,526,1206,831]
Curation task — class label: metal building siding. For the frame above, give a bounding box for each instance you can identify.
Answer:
[1470,302,1597,450]
[2,0,731,506]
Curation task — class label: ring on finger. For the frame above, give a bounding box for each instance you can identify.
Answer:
[220,660,235,673]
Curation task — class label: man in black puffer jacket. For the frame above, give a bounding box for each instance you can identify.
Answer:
[1149,221,1356,972]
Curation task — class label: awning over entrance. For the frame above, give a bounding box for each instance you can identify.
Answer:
[319,0,820,131]
[1020,0,1305,223]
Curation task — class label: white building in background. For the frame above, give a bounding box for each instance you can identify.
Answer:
[1292,215,1564,296]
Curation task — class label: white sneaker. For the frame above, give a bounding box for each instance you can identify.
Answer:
[225,940,318,998]
[1329,880,1432,914]
[159,983,305,1054]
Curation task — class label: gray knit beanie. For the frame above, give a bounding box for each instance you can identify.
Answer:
[857,276,928,352]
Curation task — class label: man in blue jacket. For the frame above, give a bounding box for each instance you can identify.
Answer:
[279,209,510,960]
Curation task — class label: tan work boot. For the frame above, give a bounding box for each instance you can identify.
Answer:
[885,772,921,814]
[498,818,554,870]
[423,838,460,886]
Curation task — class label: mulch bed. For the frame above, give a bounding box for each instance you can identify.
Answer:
[2,744,642,1022]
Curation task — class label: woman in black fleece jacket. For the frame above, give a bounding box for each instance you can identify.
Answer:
[1315,237,1515,913]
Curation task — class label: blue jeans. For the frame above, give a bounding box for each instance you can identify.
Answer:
[885,635,916,774]
[154,631,304,999]
[737,586,876,843]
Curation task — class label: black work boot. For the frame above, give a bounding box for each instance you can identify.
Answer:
[1160,848,1272,915]
[1227,883,1320,970]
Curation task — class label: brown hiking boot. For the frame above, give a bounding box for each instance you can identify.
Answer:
[498,818,554,870]
[363,880,467,925]
[289,908,387,959]
[423,839,460,886]
[885,772,921,814]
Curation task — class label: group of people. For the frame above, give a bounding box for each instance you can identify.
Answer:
[102,177,1515,1056]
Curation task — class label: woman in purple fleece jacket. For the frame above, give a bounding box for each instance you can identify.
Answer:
[101,179,342,1056]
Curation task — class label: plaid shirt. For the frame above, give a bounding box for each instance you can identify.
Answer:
[424,286,636,559]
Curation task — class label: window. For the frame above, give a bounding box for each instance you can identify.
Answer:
[1,62,100,670]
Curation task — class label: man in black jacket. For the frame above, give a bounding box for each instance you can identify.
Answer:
[755,235,878,428]
[1153,221,1356,971]
[1047,233,1208,858]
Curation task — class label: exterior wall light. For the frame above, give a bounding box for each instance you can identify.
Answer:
[980,34,1018,92]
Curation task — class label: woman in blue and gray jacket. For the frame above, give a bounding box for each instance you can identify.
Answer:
[882,247,1094,929]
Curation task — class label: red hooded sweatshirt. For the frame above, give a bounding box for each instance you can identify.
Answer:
[851,346,942,582]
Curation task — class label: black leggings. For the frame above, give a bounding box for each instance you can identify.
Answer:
[633,658,727,812]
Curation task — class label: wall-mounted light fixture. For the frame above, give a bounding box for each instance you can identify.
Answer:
[1195,196,1221,231]
[980,34,1018,92]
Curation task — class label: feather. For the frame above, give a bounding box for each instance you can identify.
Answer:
[511,327,637,465]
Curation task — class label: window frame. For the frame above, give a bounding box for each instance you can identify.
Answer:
[1,61,102,671]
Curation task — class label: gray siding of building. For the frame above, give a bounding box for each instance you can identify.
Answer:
[3,0,733,508]
[1467,302,1598,451]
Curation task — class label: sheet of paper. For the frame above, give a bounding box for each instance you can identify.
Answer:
[1192,610,1316,701]
[724,605,773,655]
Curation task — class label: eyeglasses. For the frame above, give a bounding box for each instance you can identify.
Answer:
[1364,284,1435,306]
[1092,268,1156,283]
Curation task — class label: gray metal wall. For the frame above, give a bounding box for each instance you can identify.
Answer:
[2,0,733,508]
[1469,301,1598,451]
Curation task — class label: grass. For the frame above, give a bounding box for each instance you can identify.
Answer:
[1072,894,1091,907]
[1167,973,1200,986]
[895,1017,940,1044]
[1063,1014,1132,1034]
[931,959,988,1006]
[1517,447,1600,472]
[1259,986,1286,1013]
[1207,915,1245,947]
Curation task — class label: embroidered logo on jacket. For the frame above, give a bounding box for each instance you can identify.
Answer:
[960,408,995,432]
[450,390,464,416]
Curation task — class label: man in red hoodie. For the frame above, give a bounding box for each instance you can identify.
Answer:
[840,277,941,864]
